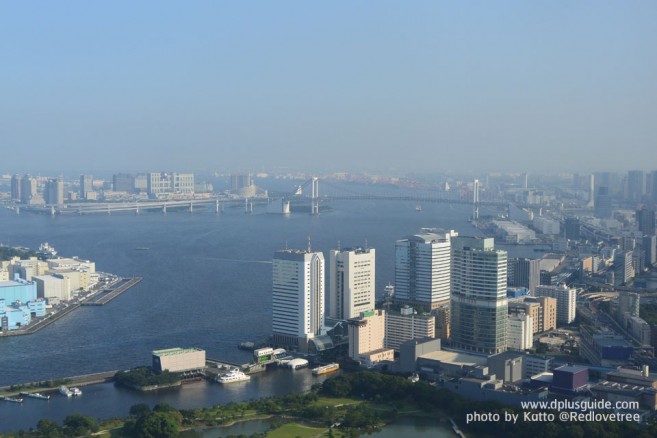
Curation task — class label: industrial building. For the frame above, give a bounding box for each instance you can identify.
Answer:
[152,347,206,373]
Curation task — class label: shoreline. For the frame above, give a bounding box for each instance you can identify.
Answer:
[0,276,141,337]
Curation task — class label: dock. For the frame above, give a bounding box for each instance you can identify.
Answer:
[81,277,143,306]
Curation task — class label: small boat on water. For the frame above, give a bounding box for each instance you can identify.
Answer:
[134,247,150,251]
[2,396,24,403]
[38,242,57,256]
[70,387,82,396]
[415,205,422,212]
[312,363,340,376]
[59,386,73,397]
[216,368,251,384]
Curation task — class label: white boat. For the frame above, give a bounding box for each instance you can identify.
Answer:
[415,205,422,212]
[216,368,251,384]
[70,387,82,396]
[2,396,24,403]
[59,386,73,397]
[312,363,340,376]
[38,242,57,256]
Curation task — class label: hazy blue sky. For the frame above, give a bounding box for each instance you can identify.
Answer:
[2,1,656,175]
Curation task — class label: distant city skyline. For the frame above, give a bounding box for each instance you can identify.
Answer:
[2,2,656,174]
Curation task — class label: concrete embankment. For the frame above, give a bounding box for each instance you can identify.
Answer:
[0,277,142,337]
[0,370,118,397]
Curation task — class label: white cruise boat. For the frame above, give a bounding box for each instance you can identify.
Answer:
[38,242,57,256]
[59,386,73,397]
[70,387,82,396]
[216,368,251,384]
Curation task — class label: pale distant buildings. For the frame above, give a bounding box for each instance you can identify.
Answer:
[79,175,94,199]
[394,230,456,310]
[533,217,560,235]
[272,249,325,352]
[147,172,195,198]
[328,247,375,320]
[45,177,64,206]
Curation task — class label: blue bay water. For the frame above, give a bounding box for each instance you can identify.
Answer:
[0,195,528,431]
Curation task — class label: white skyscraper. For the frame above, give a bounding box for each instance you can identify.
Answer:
[394,230,457,310]
[536,284,576,325]
[329,247,375,320]
[508,314,533,351]
[451,236,508,355]
[272,249,325,352]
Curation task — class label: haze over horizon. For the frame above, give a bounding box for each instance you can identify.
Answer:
[2,1,656,175]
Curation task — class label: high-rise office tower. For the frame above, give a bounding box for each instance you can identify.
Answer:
[45,177,64,206]
[113,173,135,193]
[20,175,37,204]
[651,170,657,204]
[79,175,93,198]
[588,174,595,207]
[643,235,657,267]
[627,170,646,203]
[636,207,656,236]
[508,257,540,296]
[328,247,375,320]
[451,236,508,355]
[272,249,325,352]
[595,186,613,219]
[10,174,21,201]
[394,230,456,310]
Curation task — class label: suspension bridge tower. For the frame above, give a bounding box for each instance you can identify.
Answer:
[311,177,319,215]
[472,179,480,220]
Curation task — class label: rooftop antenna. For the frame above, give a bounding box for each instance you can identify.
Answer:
[307,234,312,252]
[285,240,288,250]
[364,238,368,250]
[337,240,341,251]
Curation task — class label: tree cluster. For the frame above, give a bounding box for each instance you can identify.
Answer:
[114,367,181,389]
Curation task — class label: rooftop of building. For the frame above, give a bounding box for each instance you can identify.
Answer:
[488,351,526,362]
[592,334,633,348]
[0,279,33,288]
[592,380,657,394]
[554,364,588,374]
[419,350,487,367]
[152,347,205,356]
